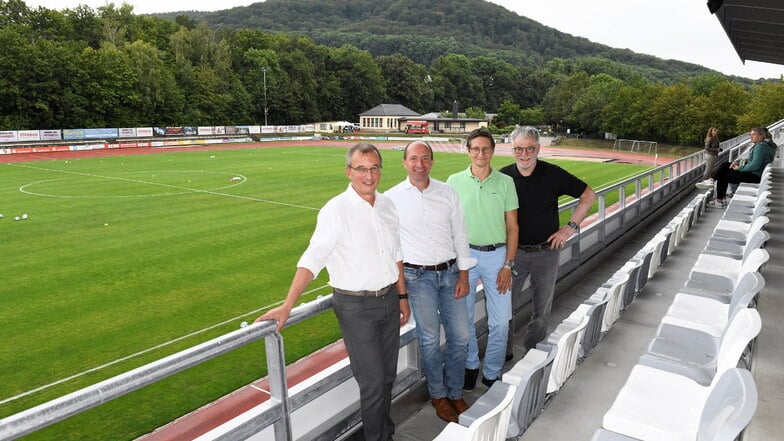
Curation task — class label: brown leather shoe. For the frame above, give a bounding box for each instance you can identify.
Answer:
[431,397,458,422]
[449,397,469,414]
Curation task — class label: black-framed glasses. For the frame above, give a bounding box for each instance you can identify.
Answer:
[468,147,494,155]
[348,165,382,174]
[513,146,537,154]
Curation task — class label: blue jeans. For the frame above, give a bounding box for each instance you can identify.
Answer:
[405,264,468,399]
[466,247,511,380]
[513,248,560,350]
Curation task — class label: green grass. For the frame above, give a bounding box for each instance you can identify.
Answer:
[0,145,650,440]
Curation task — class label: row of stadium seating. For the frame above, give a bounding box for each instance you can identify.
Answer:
[593,166,772,440]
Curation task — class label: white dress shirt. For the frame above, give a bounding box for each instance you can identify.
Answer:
[298,184,402,291]
[386,178,476,271]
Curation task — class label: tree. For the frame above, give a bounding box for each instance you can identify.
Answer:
[736,82,784,132]
[492,100,523,129]
[123,40,184,125]
[328,45,386,121]
[429,53,484,111]
[376,53,433,113]
[541,71,590,131]
[570,75,622,136]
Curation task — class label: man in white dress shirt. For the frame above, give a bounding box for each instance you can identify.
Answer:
[257,142,410,441]
[386,141,475,423]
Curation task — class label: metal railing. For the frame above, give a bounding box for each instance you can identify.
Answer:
[2,120,782,440]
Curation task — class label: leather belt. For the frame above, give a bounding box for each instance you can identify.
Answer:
[469,243,506,251]
[519,242,551,252]
[333,284,394,297]
[404,258,456,271]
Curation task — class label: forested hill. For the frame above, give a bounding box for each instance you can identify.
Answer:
[164,0,721,82]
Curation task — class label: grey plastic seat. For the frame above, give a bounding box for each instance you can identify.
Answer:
[500,344,556,438]
[578,298,607,358]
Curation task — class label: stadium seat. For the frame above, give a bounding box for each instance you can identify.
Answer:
[598,367,757,441]
[702,229,768,260]
[577,298,607,358]
[501,344,556,438]
[639,308,761,386]
[433,381,516,441]
[544,306,591,393]
[686,248,769,295]
[660,271,764,336]
[595,272,629,333]
[712,215,769,244]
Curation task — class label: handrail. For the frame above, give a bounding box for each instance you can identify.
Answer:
[0,296,334,441]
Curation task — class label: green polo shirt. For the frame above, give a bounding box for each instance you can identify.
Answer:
[446,166,518,246]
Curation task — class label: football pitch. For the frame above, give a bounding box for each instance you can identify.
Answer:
[0,144,652,440]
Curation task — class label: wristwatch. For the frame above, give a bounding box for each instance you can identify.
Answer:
[503,260,515,269]
[567,220,580,231]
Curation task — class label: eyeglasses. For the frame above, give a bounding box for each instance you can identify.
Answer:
[348,165,382,174]
[468,147,494,155]
[513,146,537,154]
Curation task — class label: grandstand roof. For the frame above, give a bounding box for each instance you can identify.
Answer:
[710,0,784,67]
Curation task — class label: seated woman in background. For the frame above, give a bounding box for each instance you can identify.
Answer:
[698,126,776,206]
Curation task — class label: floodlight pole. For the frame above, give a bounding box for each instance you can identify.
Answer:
[263,67,268,126]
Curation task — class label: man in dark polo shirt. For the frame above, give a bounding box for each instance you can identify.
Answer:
[500,126,596,352]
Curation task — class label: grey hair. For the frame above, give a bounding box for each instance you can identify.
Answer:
[509,126,540,145]
[346,142,383,167]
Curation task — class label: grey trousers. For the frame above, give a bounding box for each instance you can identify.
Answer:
[333,290,400,441]
[512,248,560,350]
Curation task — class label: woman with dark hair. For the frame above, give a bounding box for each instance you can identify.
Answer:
[697,126,776,206]
[699,127,720,182]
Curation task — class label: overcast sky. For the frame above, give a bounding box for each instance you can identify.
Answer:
[24,0,784,80]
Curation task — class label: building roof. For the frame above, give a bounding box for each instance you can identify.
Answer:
[359,104,420,117]
[711,0,784,68]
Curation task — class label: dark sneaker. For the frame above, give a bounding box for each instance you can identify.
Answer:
[481,376,497,388]
[431,397,458,422]
[463,368,479,392]
[449,397,470,414]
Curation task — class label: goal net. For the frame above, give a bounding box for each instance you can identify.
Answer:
[612,139,657,154]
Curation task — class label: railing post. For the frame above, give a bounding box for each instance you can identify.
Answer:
[265,332,292,441]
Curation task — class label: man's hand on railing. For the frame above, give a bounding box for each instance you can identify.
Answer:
[255,305,292,332]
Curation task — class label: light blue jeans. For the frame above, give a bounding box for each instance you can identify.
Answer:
[466,247,511,381]
[405,264,468,399]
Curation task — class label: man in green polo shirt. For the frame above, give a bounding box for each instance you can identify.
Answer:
[447,127,518,391]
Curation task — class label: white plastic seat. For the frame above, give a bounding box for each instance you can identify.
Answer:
[727,189,770,209]
[433,381,516,441]
[712,215,769,244]
[544,306,591,393]
[687,248,769,295]
[639,308,761,385]
[596,271,630,332]
[501,345,556,438]
[703,229,768,259]
[643,233,668,279]
[660,272,764,336]
[596,367,757,441]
